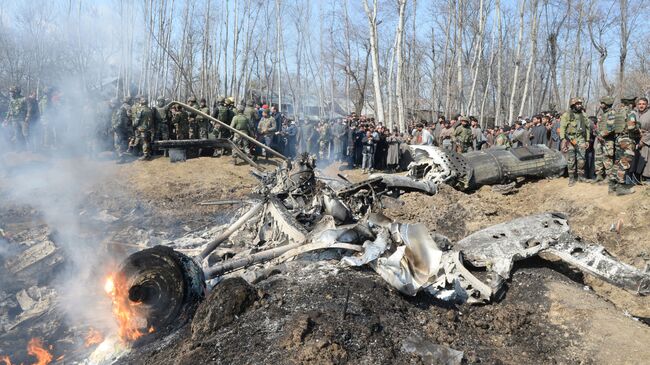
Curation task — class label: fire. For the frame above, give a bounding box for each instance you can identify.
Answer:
[104,273,152,342]
[0,338,53,365]
[84,327,104,347]
[27,338,53,365]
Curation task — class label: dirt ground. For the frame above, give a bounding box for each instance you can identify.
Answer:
[2,155,650,364]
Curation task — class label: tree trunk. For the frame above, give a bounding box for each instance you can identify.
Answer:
[363,0,385,123]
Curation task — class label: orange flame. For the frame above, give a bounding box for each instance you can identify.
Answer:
[0,355,12,365]
[27,338,52,365]
[104,274,152,342]
[84,328,104,347]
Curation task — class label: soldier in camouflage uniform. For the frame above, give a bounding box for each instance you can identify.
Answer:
[3,85,30,149]
[186,96,199,139]
[258,108,276,158]
[153,96,170,142]
[171,104,189,140]
[453,116,473,153]
[606,95,640,195]
[112,96,133,163]
[318,121,331,160]
[244,99,258,128]
[128,97,153,160]
[593,96,615,185]
[560,97,590,186]
[230,105,253,164]
[197,97,210,140]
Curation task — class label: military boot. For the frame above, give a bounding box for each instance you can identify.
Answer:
[568,176,576,187]
[595,175,605,185]
[608,182,617,195]
[616,185,635,196]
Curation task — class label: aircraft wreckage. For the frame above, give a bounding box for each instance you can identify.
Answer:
[106,104,649,342]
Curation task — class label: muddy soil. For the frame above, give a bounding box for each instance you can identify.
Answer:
[1,156,649,364]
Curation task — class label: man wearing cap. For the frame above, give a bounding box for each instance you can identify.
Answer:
[593,96,615,184]
[560,97,590,186]
[258,108,276,157]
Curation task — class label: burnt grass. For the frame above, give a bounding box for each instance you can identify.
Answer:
[120,259,583,365]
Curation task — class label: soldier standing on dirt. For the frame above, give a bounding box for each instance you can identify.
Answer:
[258,108,276,158]
[3,85,30,150]
[606,95,639,195]
[112,96,132,163]
[129,97,153,161]
[230,105,253,165]
[560,97,590,186]
[593,96,615,185]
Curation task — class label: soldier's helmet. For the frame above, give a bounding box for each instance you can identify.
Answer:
[157,96,165,102]
[200,97,207,103]
[569,97,584,107]
[187,96,197,103]
[9,85,21,94]
[237,105,245,113]
[599,96,614,105]
[140,97,148,105]
[217,96,225,104]
[621,94,637,103]
[246,99,254,107]
[459,115,469,123]
[122,96,132,103]
[226,97,235,105]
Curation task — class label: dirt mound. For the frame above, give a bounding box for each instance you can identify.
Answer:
[119,260,632,365]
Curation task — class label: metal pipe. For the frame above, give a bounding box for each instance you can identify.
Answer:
[171,101,288,161]
[197,202,265,261]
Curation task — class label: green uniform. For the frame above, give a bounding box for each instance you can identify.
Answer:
[130,105,153,157]
[230,112,252,160]
[244,106,258,127]
[186,102,199,139]
[559,110,590,178]
[197,106,210,139]
[112,103,132,158]
[4,94,28,147]
[154,106,170,141]
[594,107,616,181]
[453,125,473,153]
[172,110,189,140]
[610,106,639,185]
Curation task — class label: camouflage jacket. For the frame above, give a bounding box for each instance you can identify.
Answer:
[217,105,234,125]
[134,106,153,132]
[244,106,258,124]
[258,116,276,135]
[112,103,131,131]
[5,96,28,122]
[559,111,589,142]
[230,113,251,135]
[453,125,473,145]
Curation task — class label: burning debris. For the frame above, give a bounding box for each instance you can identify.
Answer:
[101,148,649,359]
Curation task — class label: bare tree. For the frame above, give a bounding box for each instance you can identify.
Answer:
[363,0,385,123]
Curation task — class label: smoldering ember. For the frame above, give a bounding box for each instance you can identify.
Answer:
[1,1,650,364]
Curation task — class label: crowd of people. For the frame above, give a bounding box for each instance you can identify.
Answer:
[3,84,649,195]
